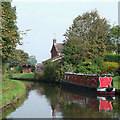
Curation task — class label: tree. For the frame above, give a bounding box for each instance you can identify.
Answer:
[63,10,110,68]
[106,25,120,53]
[1,2,21,63]
[9,49,29,67]
[8,49,29,72]
[28,55,37,65]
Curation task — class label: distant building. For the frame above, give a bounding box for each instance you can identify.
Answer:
[22,64,31,73]
[42,38,64,64]
[50,38,64,58]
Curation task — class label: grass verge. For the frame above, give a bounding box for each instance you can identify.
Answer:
[113,76,120,89]
[2,78,26,108]
[11,73,35,79]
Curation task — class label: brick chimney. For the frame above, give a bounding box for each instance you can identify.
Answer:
[53,38,56,44]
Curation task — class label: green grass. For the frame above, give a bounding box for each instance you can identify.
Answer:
[12,73,35,79]
[2,80,12,92]
[2,79,26,107]
[113,76,120,89]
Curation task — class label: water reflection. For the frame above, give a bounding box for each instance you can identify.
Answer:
[6,82,120,119]
[60,87,116,118]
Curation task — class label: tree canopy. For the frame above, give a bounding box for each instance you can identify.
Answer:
[1,2,21,63]
[28,55,37,65]
[63,10,110,65]
[106,25,120,54]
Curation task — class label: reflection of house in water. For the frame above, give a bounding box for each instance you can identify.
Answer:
[51,103,62,118]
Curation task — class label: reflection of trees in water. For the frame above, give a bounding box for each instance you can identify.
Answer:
[34,83,62,117]
[22,82,120,118]
[112,96,120,118]
[60,89,120,118]
[35,82,120,118]
[23,81,35,97]
[59,89,111,118]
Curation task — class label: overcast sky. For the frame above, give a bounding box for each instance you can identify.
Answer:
[12,0,119,63]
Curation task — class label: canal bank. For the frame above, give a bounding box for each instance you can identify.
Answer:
[2,78,26,107]
[11,73,120,95]
[1,74,27,118]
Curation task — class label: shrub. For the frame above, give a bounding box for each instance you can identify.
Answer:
[43,63,57,82]
[75,62,101,74]
[104,53,120,63]
[34,70,44,80]
[102,62,119,75]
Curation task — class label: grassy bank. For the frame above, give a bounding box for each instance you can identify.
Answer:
[11,73,35,79]
[113,76,120,89]
[2,78,26,108]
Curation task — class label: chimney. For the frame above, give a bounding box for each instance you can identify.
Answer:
[53,38,56,44]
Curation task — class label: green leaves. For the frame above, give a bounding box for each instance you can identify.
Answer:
[63,10,111,73]
[1,2,20,63]
[28,56,37,65]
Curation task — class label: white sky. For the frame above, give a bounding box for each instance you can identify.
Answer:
[12,0,119,63]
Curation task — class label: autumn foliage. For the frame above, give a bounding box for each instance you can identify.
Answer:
[1,2,21,63]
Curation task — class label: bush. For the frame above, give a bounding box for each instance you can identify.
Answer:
[43,63,57,82]
[104,53,120,63]
[75,62,101,74]
[102,62,119,75]
[34,70,44,80]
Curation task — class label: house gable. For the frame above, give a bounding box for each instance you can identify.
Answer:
[51,44,58,58]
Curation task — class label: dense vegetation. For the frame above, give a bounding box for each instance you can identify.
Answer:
[1,2,20,64]
[35,10,119,83]
[104,53,120,63]
[1,1,35,111]
[1,2,36,74]
[113,76,120,89]
[62,10,119,75]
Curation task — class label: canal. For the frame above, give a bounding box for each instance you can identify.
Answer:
[3,81,120,119]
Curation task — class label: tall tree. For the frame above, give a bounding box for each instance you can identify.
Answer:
[8,49,29,72]
[106,25,120,53]
[63,10,110,65]
[1,2,21,63]
[9,49,29,67]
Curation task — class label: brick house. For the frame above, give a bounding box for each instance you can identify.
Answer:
[22,64,31,73]
[50,38,64,58]
[42,38,64,64]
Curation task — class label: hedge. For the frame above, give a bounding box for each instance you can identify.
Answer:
[102,62,119,75]
[104,53,120,63]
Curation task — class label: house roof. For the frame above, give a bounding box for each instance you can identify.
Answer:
[42,56,62,63]
[22,64,31,67]
[51,43,64,53]
[55,43,64,52]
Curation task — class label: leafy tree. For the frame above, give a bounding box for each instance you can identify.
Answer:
[9,49,29,67]
[1,2,21,63]
[28,55,37,65]
[63,10,110,72]
[106,25,120,53]
[8,49,29,72]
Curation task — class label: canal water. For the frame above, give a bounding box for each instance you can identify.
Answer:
[4,81,120,119]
